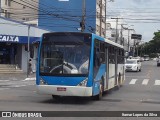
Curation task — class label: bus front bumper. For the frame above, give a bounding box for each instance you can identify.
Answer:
[36,85,93,97]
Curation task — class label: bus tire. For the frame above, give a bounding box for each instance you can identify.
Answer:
[92,79,104,100]
[52,95,61,101]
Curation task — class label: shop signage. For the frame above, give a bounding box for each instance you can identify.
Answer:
[0,35,19,42]
[0,34,40,43]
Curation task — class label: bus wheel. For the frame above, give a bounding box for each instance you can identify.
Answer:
[52,95,61,101]
[93,82,103,100]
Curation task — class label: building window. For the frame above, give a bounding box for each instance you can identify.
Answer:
[8,0,11,6]
[5,0,11,6]
[4,10,10,18]
[5,0,8,5]
[1,9,4,13]
[5,10,7,17]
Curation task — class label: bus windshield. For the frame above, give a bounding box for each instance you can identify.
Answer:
[40,34,91,76]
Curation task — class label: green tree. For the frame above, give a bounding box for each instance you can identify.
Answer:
[139,31,160,57]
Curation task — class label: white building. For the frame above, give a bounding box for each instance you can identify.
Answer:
[106,19,135,51]
[0,0,38,25]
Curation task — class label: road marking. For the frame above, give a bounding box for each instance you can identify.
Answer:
[154,80,160,85]
[0,80,10,82]
[129,79,137,84]
[142,79,149,85]
[0,88,10,90]
[23,77,36,81]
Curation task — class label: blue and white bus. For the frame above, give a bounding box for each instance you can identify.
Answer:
[36,32,125,100]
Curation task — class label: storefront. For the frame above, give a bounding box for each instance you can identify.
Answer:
[0,42,16,64]
[0,16,49,72]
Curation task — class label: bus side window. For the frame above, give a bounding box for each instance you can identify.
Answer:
[94,40,106,68]
[100,42,105,63]
[94,47,100,67]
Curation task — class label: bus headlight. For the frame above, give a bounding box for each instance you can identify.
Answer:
[40,78,48,85]
[77,78,88,87]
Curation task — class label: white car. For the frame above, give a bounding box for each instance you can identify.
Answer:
[125,59,141,72]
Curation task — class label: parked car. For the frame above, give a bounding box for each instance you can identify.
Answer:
[157,58,160,66]
[125,59,141,72]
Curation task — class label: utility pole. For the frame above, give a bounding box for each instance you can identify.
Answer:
[127,29,134,52]
[128,29,130,52]
[27,25,30,77]
[80,0,86,32]
[105,0,107,38]
[115,18,118,43]
[122,26,134,55]
[99,0,102,36]
[0,0,1,16]
[119,24,127,45]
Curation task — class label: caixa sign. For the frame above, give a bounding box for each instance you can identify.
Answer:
[0,35,19,42]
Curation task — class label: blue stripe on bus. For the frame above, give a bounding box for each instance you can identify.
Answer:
[94,64,106,81]
[92,64,106,96]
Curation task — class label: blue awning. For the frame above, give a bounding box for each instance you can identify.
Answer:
[0,34,40,44]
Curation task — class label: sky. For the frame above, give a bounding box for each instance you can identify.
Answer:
[107,0,160,42]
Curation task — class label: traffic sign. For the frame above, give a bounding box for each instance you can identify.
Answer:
[131,34,142,40]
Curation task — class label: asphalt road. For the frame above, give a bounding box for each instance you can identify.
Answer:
[0,60,160,120]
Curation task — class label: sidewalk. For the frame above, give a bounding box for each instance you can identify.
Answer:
[0,73,36,81]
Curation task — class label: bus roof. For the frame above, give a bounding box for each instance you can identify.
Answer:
[42,32,124,49]
[92,33,124,49]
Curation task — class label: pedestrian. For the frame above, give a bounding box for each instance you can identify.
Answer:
[28,59,33,74]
